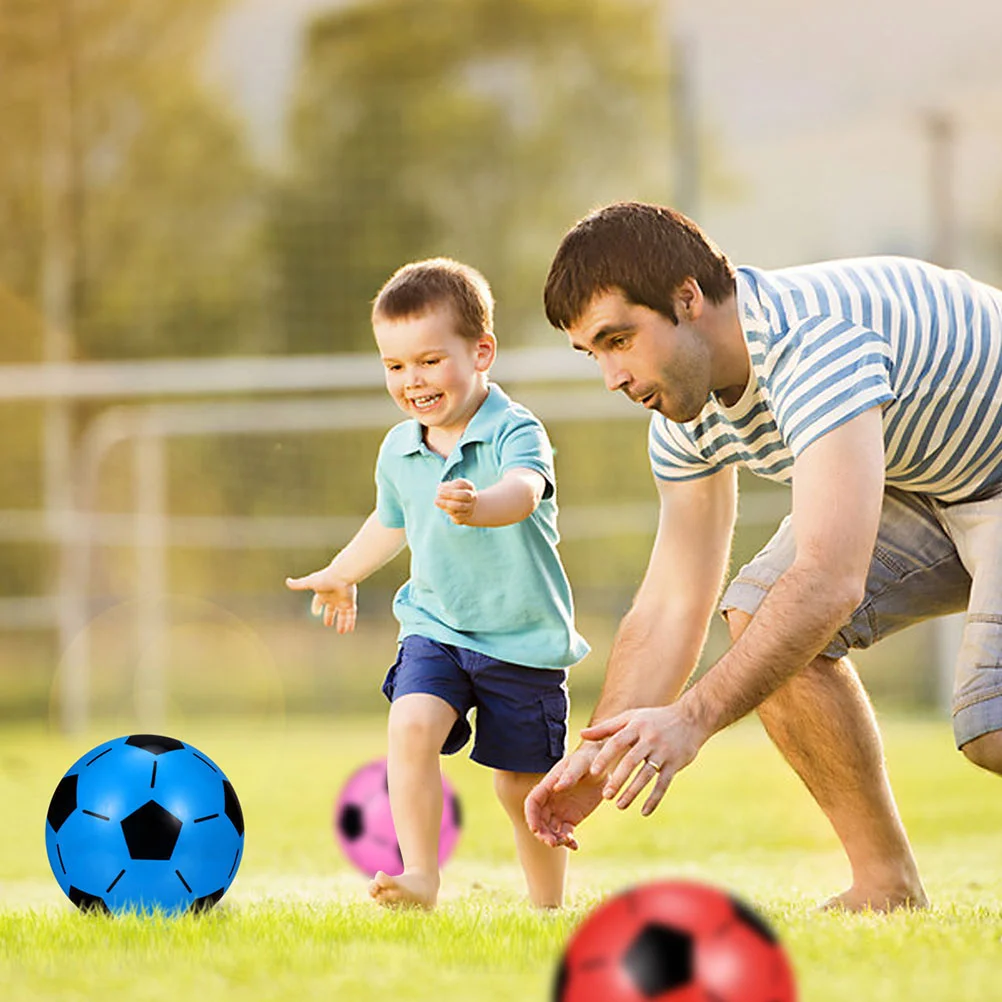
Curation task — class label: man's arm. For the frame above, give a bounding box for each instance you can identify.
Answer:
[524,464,737,847]
[592,464,738,719]
[587,406,886,814]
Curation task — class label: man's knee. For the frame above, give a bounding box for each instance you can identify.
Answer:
[724,608,752,642]
[960,730,1002,774]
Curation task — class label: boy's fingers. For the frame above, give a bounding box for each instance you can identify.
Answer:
[286,575,312,590]
[311,594,323,616]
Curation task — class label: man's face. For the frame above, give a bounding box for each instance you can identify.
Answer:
[566,288,712,423]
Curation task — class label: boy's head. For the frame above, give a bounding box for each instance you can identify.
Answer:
[543,201,736,331]
[372,258,497,433]
[372,257,495,341]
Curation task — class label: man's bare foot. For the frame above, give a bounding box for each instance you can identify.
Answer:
[368,869,440,909]
[821,881,929,913]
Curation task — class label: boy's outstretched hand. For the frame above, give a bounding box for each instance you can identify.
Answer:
[285,568,358,633]
[435,478,478,524]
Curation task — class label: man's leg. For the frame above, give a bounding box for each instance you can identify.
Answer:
[728,609,928,911]
[960,730,1002,771]
[939,495,1002,777]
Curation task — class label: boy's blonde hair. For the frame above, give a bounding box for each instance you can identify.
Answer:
[372,258,495,342]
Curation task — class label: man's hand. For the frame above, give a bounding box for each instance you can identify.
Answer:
[525,740,608,850]
[582,704,709,816]
[435,478,478,524]
[285,568,358,633]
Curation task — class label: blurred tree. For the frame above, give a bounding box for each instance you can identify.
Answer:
[272,0,674,353]
[0,0,267,628]
[0,0,266,362]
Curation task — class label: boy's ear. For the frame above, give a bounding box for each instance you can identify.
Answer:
[475,332,497,371]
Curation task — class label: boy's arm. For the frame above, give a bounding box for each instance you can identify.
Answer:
[285,512,406,632]
[435,467,546,526]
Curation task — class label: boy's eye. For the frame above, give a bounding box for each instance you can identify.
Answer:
[422,358,440,366]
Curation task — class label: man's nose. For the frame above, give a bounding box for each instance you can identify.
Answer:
[598,356,629,393]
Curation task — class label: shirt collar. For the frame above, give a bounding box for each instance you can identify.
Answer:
[397,381,508,456]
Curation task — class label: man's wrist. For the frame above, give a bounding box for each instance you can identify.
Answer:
[673,686,718,742]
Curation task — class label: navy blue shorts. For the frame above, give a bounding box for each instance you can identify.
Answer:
[381,635,569,773]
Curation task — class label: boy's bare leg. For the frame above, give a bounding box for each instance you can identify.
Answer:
[494,770,567,908]
[370,693,458,909]
[728,610,927,911]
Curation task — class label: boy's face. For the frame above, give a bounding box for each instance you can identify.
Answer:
[374,304,495,433]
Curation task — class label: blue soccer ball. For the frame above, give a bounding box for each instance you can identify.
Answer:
[45,734,245,914]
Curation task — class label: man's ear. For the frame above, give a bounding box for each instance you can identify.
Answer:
[475,332,497,371]
[674,277,705,322]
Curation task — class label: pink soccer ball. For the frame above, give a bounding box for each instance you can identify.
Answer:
[333,757,462,877]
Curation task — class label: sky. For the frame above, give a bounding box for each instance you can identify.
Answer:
[210,0,1002,274]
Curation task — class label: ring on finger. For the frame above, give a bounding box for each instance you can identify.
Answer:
[643,757,663,773]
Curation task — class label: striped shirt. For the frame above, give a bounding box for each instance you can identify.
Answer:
[648,257,1002,503]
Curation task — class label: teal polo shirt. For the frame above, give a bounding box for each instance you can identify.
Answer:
[375,383,589,670]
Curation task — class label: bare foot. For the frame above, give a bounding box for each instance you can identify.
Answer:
[368,869,440,909]
[821,882,929,913]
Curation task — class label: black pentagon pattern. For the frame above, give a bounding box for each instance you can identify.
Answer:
[338,804,364,840]
[222,780,244,836]
[121,800,182,860]
[68,886,111,914]
[125,734,185,755]
[622,923,694,997]
[190,888,226,913]
[552,958,569,1001]
[47,774,78,833]
[731,896,778,944]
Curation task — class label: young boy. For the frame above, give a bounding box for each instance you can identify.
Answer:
[285,258,589,909]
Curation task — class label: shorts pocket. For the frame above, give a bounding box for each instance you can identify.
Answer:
[539,688,568,759]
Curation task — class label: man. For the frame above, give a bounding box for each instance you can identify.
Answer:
[525,201,1002,911]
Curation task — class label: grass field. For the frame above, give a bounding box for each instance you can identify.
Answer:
[2,712,1001,1001]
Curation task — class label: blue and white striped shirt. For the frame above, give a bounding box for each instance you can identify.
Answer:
[648,257,1002,503]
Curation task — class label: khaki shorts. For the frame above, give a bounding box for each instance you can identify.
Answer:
[720,486,1002,748]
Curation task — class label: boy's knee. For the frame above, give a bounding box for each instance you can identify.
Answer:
[493,770,535,817]
[388,699,452,750]
[960,729,1002,775]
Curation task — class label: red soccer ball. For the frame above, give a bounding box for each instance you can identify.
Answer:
[555,880,797,1002]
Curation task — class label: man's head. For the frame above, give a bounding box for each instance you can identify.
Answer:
[371,258,497,433]
[544,203,743,423]
[543,201,735,331]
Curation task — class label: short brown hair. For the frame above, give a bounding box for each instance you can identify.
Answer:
[372,258,494,341]
[544,202,736,329]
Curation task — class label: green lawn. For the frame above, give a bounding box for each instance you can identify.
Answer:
[1,713,1000,1000]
